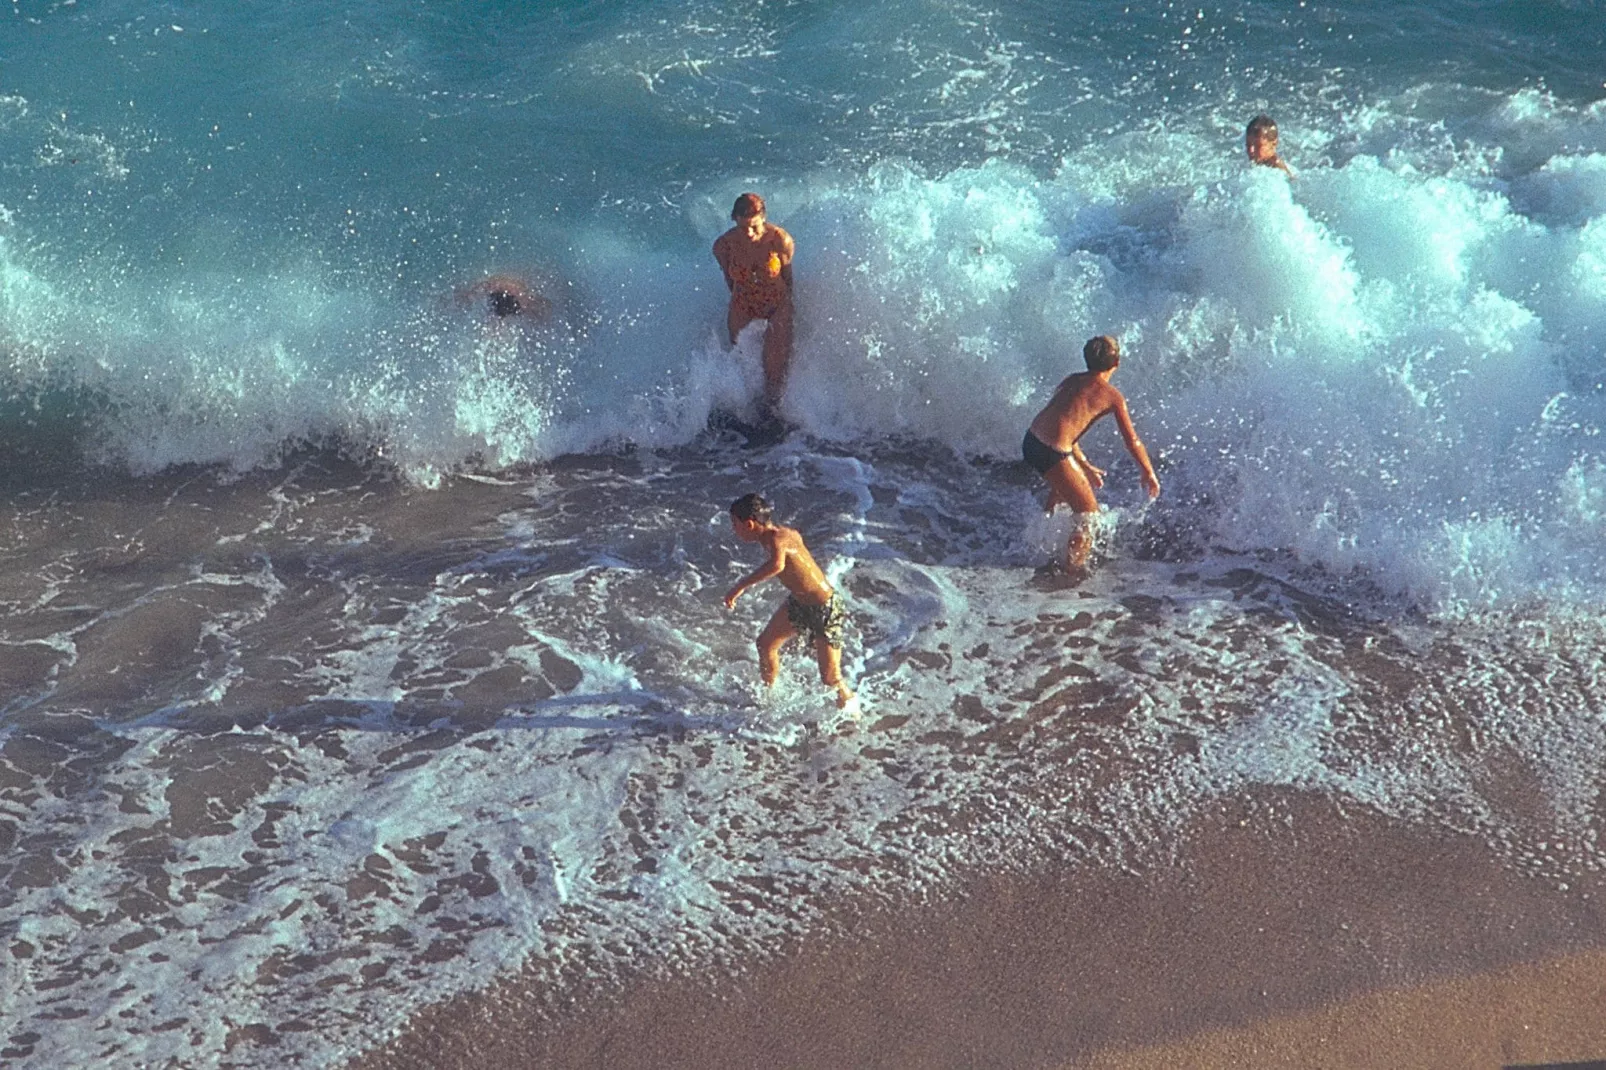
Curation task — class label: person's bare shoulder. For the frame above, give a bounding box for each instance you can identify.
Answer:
[757,523,792,552]
[1096,378,1126,411]
[1051,371,1090,402]
[775,523,806,549]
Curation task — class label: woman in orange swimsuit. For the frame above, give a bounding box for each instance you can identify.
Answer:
[712,193,796,409]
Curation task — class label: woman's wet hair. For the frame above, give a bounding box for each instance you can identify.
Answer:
[731,192,765,221]
[1083,334,1120,372]
[729,493,772,524]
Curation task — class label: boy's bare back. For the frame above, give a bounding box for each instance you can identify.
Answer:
[1028,372,1127,453]
[1021,336,1160,571]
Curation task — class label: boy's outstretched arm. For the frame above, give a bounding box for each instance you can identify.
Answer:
[1113,397,1161,499]
[724,544,789,609]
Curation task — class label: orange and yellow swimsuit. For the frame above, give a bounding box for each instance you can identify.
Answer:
[733,249,788,318]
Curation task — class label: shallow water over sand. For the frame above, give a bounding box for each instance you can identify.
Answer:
[1,438,1602,1067]
[3,3,1605,1061]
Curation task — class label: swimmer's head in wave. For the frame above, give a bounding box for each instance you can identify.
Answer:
[455,273,553,323]
[1245,114,1295,177]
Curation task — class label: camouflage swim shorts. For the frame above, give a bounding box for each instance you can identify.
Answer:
[785,593,846,649]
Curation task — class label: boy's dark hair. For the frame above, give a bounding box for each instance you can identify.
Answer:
[731,192,765,221]
[1246,114,1278,140]
[730,493,772,524]
[1083,335,1120,372]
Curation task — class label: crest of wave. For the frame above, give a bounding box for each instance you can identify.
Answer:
[743,100,1604,612]
[0,244,574,486]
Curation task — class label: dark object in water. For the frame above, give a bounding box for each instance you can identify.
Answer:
[488,288,522,317]
[707,407,790,447]
[1030,561,1089,592]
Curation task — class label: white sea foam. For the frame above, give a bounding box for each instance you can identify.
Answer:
[1,5,1605,1067]
[2,86,1600,608]
[0,440,1602,1070]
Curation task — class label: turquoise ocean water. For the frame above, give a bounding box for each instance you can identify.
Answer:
[1,1,1604,1065]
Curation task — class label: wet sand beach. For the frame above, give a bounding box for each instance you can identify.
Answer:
[352,789,1606,1069]
[7,1,1606,1065]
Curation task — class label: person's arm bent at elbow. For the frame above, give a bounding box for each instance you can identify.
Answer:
[1114,398,1161,499]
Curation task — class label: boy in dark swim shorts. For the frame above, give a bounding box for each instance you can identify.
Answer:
[1024,335,1161,572]
[724,493,855,709]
